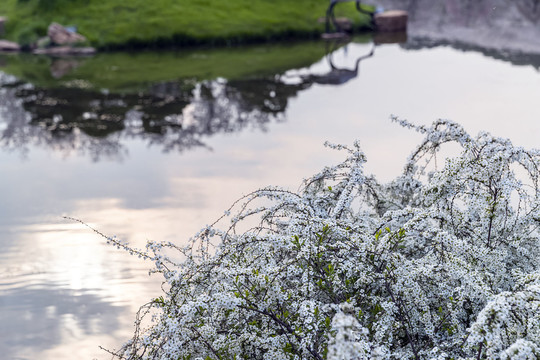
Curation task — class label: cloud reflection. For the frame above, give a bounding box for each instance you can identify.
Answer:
[0,222,161,360]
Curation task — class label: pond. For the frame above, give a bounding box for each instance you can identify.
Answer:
[1,2,540,359]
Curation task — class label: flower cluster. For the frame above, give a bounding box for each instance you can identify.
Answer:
[105,118,540,360]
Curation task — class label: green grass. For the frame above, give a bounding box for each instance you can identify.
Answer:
[0,37,371,92]
[0,0,373,49]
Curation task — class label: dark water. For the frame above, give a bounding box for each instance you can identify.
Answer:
[1,3,540,359]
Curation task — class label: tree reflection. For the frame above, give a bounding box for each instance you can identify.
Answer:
[0,83,127,161]
[0,38,383,161]
[0,72,311,160]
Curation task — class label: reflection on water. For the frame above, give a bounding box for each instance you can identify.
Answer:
[0,39,376,161]
[1,19,539,163]
[1,14,540,359]
[0,45,332,160]
[1,288,124,358]
[299,41,375,85]
[0,221,161,360]
[403,37,540,70]
[0,78,306,160]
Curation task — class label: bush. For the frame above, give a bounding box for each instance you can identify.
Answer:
[15,20,48,47]
[101,118,540,359]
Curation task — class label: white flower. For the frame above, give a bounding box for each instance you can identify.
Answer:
[100,119,540,360]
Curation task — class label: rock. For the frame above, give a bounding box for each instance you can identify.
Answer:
[0,40,20,52]
[48,22,86,45]
[33,46,96,56]
[374,10,408,32]
[50,58,81,78]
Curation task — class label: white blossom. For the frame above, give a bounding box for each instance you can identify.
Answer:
[100,118,540,360]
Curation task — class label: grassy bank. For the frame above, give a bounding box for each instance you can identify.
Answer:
[0,0,373,49]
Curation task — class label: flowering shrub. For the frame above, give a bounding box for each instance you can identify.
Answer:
[104,118,540,359]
